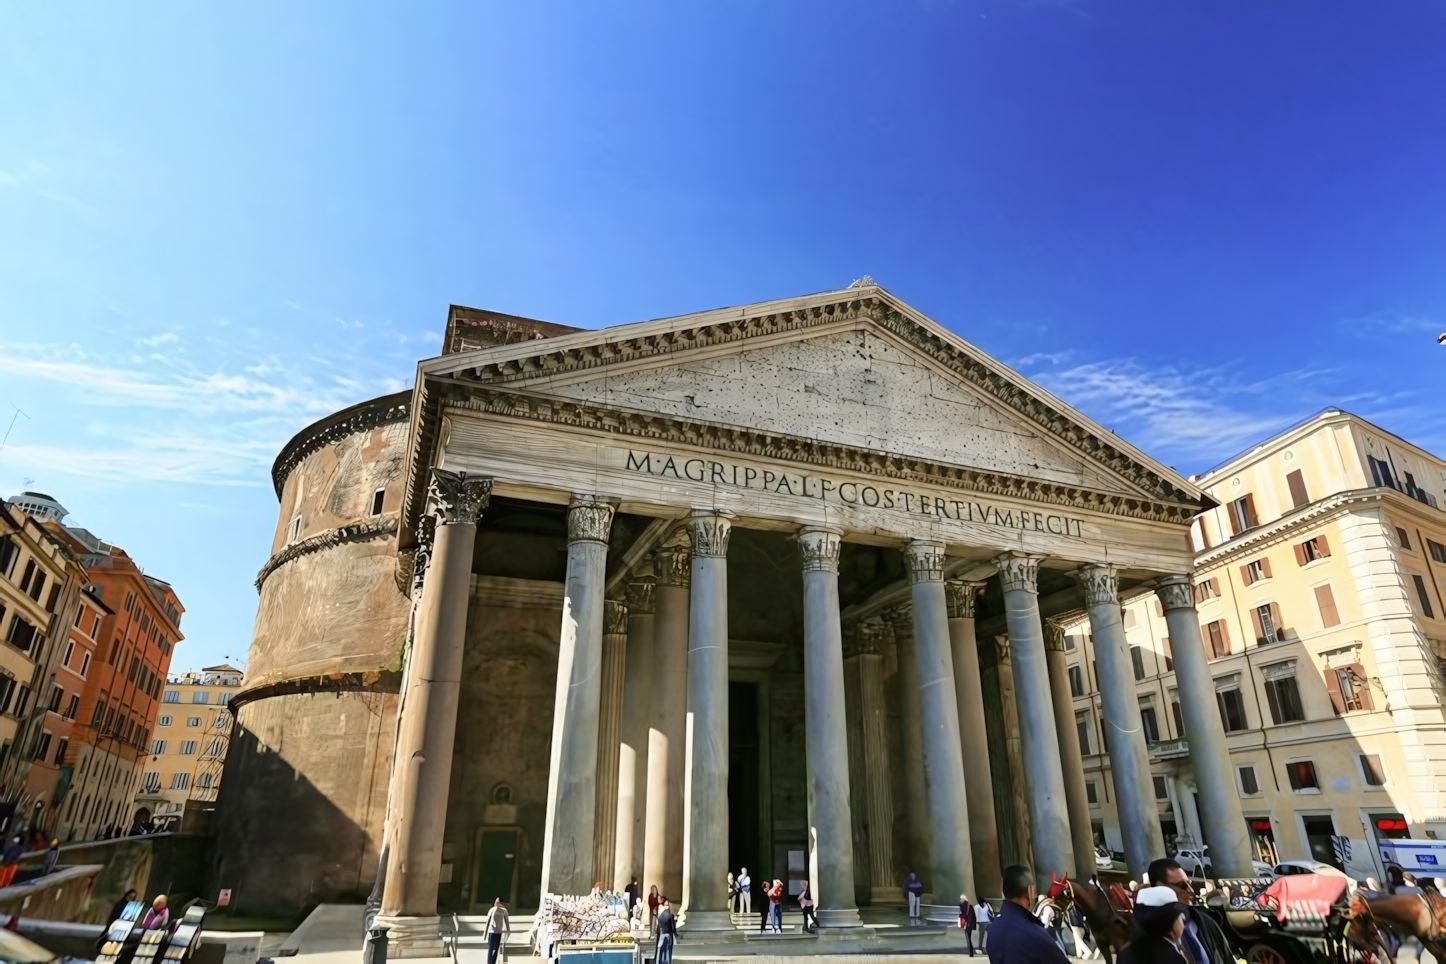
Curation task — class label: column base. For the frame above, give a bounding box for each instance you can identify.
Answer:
[678,909,736,931]
[815,907,865,929]
[921,903,961,925]
[870,886,905,905]
[372,915,448,959]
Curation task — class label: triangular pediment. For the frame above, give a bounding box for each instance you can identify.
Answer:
[420,285,1203,510]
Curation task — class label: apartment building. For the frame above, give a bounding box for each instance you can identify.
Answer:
[142,664,242,828]
[1061,409,1446,882]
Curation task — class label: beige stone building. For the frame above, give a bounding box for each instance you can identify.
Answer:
[1060,408,1446,882]
[141,664,243,827]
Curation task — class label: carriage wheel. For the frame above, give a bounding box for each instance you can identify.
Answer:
[1245,945,1290,964]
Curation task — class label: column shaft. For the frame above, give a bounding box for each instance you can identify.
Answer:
[644,538,689,904]
[945,582,1002,900]
[613,579,655,891]
[996,553,1074,888]
[799,528,862,927]
[378,470,489,948]
[1080,565,1164,880]
[593,600,628,887]
[1158,576,1254,877]
[980,636,1032,868]
[541,496,615,896]
[681,512,732,929]
[885,605,932,889]
[905,542,975,914]
[857,621,901,903]
[1044,620,1098,882]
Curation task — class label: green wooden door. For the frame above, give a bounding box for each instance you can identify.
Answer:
[475,830,519,905]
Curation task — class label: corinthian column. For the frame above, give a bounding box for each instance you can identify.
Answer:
[644,533,689,906]
[848,619,900,904]
[798,527,863,927]
[884,604,932,889]
[613,577,655,891]
[541,495,616,896]
[1079,565,1163,880]
[904,541,975,917]
[1044,618,1097,883]
[995,552,1074,888]
[681,511,732,930]
[945,580,1002,901]
[1157,575,1254,878]
[593,599,628,886]
[377,469,490,952]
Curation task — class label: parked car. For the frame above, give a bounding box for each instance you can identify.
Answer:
[1273,859,1348,878]
[1174,846,1277,880]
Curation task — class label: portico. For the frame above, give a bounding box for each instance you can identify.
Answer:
[375,285,1243,953]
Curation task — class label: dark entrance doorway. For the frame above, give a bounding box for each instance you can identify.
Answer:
[473,828,520,908]
[729,682,760,878]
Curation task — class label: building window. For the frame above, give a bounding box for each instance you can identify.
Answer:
[1170,697,1183,738]
[1286,760,1319,791]
[197,772,214,789]
[1228,494,1258,535]
[1286,469,1310,509]
[1360,754,1387,787]
[206,737,223,757]
[1085,781,1097,805]
[163,691,179,703]
[192,692,209,704]
[187,717,200,727]
[142,772,160,792]
[1195,577,1222,603]
[1251,603,1285,645]
[1068,664,1084,697]
[180,740,197,755]
[63,641,74,666]
[53,738,67,765]
[1131,646,1146,681]
[1412,574,1436,619]
[1369,455,1397,490]
[1327,663,1374,713]
[218,692,232,706]
[152,740,166,755]
[63,695,79,720]
[1428,540,1446,564]
[171,772,190,790]
[1205,619,1231,659]
[371,488,386,516]
[1397,527,1412,550]
[1242,558,1273,585]
[288,515,303,544]
[33,732,51,761]
[1153,775,1168,800]
[1238,765,1260,796]
[79,652,90,677]
[1294,536,1330,565]
[1140,704,1160,745]
[1314,585,1341,628]
[1263,666,1305,724]
[1076,716,1092,755]
[158,715,171,727]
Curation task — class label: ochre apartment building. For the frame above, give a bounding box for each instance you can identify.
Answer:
[143,664,242,829]
[1062,409,1446,881]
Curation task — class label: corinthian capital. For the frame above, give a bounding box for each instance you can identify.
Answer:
[567,495,616,545]
[1155,575,1195,613]
[604,599,629,636]
[1043,618,1066,653]
[903,540,945,584]
[798,527,843,574]
[686,510,732,559]
[428,469,491,526]
[654,528,691,588]
[995,552,1042,595]
[1078,565,1118,608]
[625,577,656,615]
[945,580,985,620]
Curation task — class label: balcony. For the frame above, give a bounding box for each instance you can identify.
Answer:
[1151,738,1190,761]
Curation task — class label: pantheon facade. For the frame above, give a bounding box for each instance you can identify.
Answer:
[213,283,1254,950]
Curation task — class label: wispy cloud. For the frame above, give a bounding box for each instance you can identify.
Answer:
[134,332,180,347]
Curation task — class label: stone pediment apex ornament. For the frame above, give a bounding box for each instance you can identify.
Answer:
[1043,618,1067,653]
[848,275,876,288]
[944,580,986,620]
[903,540,946,584]
[567,494,616,545]
[625,576,657,615]
[604,599,629,636]
[797,526,843,574]
[995,552,1043,595]
[429,468,492,526]
[1077,564,1119,608]
[1154,574,1195,613]
[686,510,733,558]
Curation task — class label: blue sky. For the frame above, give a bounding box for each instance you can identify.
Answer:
[2,2,1443,670]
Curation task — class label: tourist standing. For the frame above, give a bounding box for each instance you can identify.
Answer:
[647,885,660,935]
[975,898,993,950]
[655,898,677,964]
[769,879,784,933]
[985,865,1068,964]
[960,892,977,956]
[738,867,752,914]
[758,879,771,932]
[484,898,509,964]
[904,871,924,920]
[625,878,639,915]
[726,872,737,913]
[798,881,817,933]
[1117,886,1188,964]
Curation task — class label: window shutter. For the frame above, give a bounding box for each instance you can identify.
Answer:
[1211,577,1221,595]
[1154,599,1164,618]
[1349,664,1374,711]
[1228,502,1242,536]
[1324,668,1346,715]
[1244,493,1258,527]
[1264,680,1282,724]
[1261,557,1273,579]
[1241,564,1254,586]
[1316,536,1330,558]
[1287,469,1309,508]
[1270,602,1286,638]
[1294,543,1308,567]
[1219,619,1231,652]
[1251,607,1265,644]
[1314,585,1340,628]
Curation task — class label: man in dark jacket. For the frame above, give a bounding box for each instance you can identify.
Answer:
[1148,858,1232,964]
[655,898,677,964]
[987,865,1069,964]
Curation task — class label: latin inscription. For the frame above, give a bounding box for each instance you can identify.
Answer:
[624,450,1084,536]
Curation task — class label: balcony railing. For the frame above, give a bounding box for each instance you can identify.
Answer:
[1150,738,1190,760]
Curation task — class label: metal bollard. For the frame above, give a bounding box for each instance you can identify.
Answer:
[363,926,390,964]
